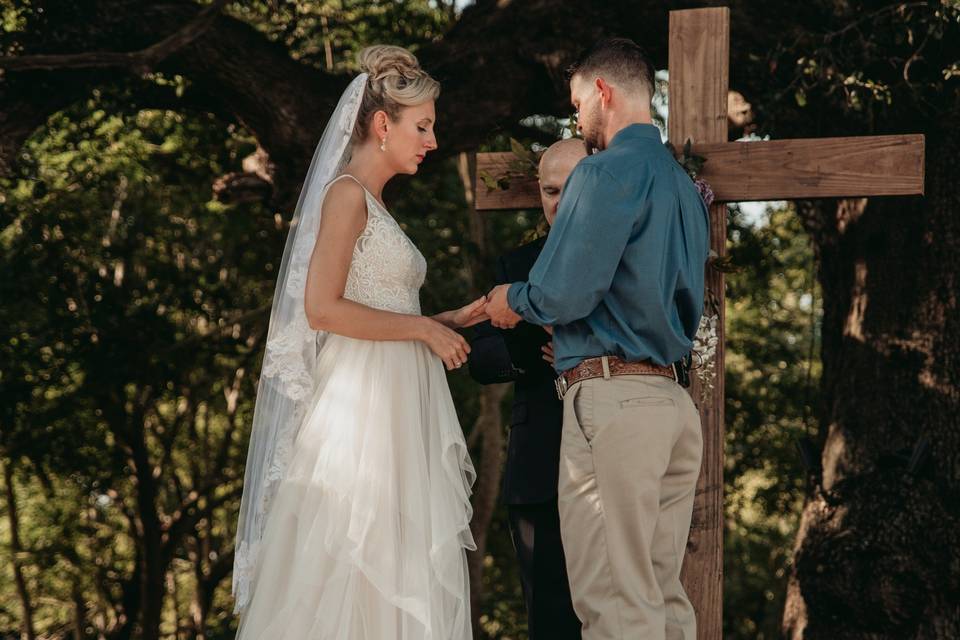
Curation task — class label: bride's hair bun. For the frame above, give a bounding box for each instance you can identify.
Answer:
[359,45,420,82]
[354,45,439,142]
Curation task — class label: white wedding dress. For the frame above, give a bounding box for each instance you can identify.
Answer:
[235,175,476,640]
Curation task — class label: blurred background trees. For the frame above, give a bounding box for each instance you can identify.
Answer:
[1,1,956,638]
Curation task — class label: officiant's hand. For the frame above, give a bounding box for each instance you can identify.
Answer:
[486,284,522,329]
[541,341,555,365]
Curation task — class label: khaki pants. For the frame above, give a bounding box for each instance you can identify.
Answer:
[558,367,702,640]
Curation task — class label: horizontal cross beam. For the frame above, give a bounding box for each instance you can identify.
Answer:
[694,134,925,202]
[473,134,925,210]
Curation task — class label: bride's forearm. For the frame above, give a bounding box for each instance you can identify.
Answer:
[430,310,456,328]
[307,297,428,342]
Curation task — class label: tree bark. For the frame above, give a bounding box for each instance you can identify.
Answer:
[457,151,511,635]
[123,400,166,640]
[1,458,37,640]
[783,124,960,638]
[464,384,507,636]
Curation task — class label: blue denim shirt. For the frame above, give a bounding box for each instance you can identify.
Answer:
[507,123,710,372]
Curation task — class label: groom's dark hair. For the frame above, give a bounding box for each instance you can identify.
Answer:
[566,38,656,103]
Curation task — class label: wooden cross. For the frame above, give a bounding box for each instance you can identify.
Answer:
[474,7,924,639]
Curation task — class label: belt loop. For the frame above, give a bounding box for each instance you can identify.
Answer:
[601,355,611,380]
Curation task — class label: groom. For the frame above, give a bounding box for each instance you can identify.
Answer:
[485,38,710,640]
[468,138,586,640]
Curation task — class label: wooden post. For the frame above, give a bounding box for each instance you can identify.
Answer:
[669,9,728,640]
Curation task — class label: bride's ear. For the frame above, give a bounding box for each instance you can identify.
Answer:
[372,110,390,141]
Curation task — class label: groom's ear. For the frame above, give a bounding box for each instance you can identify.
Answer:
[596,78,613,109]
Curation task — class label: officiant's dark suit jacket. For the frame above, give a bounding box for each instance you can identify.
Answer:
[468,235,581,639]
[468,235,562,505]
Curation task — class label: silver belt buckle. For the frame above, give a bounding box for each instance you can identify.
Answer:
[555,373,569,400]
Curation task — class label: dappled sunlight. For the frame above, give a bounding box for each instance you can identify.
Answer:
[842,260,869,343]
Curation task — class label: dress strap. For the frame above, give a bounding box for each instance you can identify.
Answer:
[329,174,388,213]
[325,174,373,229]
[329,173,363,189]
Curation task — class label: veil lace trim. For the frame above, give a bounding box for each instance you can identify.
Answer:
[232,74,369,614]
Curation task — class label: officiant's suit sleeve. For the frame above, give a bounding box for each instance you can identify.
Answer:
[469,244,558,385]
[467,256,520,385]
[507,163,636,326]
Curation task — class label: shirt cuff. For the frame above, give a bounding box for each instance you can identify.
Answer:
[507,281,528,316]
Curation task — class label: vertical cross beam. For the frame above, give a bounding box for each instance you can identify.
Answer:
[669,8,729,640]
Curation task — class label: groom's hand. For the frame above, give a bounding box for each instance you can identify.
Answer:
[486,284,521,329]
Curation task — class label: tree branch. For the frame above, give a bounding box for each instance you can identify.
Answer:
[0,0,231,73]
[0,0,649,196]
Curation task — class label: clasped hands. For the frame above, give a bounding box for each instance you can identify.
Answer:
[428,285,531,371]
[483,284,522,329]
[441,284,522,331]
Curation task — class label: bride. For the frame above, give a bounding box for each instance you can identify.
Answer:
[231,45,484,639]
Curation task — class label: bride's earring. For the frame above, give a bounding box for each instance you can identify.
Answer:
[380,137,387,152]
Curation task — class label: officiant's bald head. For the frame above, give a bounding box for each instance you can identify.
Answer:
[538,139,587,225]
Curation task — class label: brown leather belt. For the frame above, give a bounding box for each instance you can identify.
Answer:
[555,355,677,400]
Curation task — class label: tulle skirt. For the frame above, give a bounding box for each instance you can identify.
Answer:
[235,334,476,640]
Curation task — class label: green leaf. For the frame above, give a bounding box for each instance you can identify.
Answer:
[478,170,501,191]
[509,137,534,165]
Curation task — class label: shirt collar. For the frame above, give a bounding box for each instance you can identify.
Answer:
[608,123,663,148]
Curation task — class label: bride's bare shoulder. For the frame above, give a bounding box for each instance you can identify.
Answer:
[320,177,368,231]
[324,177,366,211]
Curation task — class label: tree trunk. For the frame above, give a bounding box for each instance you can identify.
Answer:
[466,384,508,636]
[2,458,38,640]
[457,151,511,636]
[783,124,960,638]
[71,582,86,640]
[112,394,165,640]
[130,447,165,640]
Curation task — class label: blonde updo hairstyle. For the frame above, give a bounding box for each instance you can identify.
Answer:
[354,45,440,144]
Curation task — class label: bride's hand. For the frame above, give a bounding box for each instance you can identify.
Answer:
[419,318,471,370]
[449,295,489,328]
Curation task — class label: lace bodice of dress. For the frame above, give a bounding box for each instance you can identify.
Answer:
[342,182,426,316]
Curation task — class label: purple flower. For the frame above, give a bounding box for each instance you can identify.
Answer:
[693,177,715,208]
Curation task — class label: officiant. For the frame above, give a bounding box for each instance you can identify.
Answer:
[467,138,586,640]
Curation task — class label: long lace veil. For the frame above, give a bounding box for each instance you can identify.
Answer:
[232,73,368,614]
